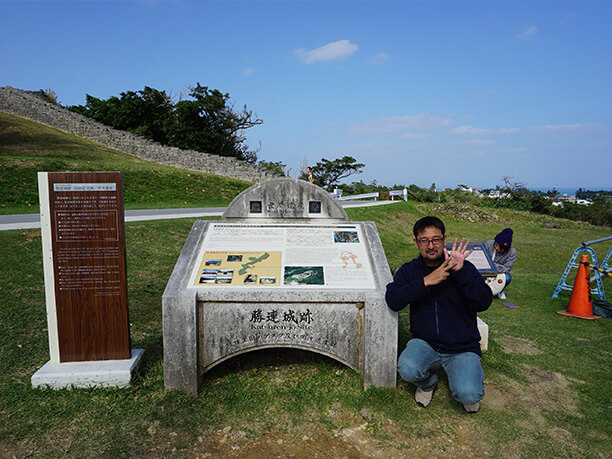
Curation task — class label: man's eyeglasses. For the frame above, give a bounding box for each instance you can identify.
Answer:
[416,236,444,247]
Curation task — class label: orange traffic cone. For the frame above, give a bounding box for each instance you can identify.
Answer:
[557,255,601,319]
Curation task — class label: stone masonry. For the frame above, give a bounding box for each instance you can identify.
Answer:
[0,86,275,183]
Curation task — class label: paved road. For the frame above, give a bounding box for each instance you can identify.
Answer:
[0,200,401,231]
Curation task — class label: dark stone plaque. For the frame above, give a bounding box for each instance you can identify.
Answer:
[44,171,130,362]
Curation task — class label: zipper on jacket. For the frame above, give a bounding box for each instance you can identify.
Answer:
[434,298,440,337]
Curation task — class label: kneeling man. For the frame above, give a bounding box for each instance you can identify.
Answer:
[385,216,492,413]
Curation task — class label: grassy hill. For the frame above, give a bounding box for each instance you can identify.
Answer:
[1,110,610,457]
[0,111,253,214]
[2,204,611,456]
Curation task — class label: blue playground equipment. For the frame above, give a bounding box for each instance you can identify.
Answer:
[552,236,612,301]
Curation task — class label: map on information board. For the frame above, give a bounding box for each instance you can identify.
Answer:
[190,223,376,289]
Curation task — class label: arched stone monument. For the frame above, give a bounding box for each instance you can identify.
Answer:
[163,178,398,394]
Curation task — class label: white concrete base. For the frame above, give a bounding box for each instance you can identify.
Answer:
[477,317,489,352]
[31,349,144,389]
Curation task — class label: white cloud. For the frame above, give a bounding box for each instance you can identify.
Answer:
[461,151,490,158]
[464,139,496,146]
[499,147,528,153]
[401,133,429,140]
[448,125,522,135]
[368,52,390,65]
[532,123,603,131]
[347,114,453,135]
[460,146,527,158]
[447,125,494,136]
[243,67,256,76]
[561,12,576,24]
[516,25,538,41]
[295,39,358,64]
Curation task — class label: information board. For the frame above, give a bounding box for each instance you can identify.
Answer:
[39,171,131,362]
[446,241,497,274]
[189,223,376,289]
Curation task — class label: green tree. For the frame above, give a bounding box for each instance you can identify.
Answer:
[69,86,174,143]
[304,156,365,189]
[576,189,612,201]
[170,84,262,162]
[545,188,560,199]
[337,179,386,195]
[258,160,287,176]
[68,83,262,162]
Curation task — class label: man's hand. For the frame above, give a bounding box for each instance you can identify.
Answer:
[424,258,453,287]
[445,238,474,272]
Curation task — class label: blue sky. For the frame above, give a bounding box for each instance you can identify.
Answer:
[2,0,611,190]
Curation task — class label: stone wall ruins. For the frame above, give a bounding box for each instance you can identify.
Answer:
[0,86,274,183]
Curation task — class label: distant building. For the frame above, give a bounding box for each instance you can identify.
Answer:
[458,185,484,197]
[552,194,592,207]
[488,190,511,199]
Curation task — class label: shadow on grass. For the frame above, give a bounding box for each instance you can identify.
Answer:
[203,348,345,382]
[130,335,164,386]
[131,338,349,391]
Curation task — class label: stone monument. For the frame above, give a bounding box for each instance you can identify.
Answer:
[163,178,398,394]
[32,171,142,389]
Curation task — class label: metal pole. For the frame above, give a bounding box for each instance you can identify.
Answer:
[581,236,612,247]
[584,262,612,278]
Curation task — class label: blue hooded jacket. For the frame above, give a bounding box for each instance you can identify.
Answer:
[386,256,492,356]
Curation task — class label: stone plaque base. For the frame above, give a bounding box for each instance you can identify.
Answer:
[31,349,144,389]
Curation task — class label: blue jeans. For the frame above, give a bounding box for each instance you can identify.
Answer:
[397,338,484,405]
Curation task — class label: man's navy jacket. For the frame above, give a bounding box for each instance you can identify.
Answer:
[386,256,492,356]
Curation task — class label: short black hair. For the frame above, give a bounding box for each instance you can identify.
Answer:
[494,242,509,253]
[413,216,445,237]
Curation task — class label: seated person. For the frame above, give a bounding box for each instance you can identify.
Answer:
[485,228,516,299]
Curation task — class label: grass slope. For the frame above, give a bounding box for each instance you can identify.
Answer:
[1,202,611,457]
[0,111,252,214]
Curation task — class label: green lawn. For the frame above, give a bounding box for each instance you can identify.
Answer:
[1,202,610,457]
[0,111,252,214]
